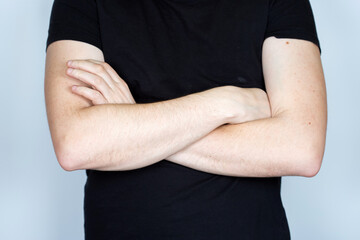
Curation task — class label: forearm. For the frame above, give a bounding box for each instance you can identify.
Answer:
[60,91,231,171]
[166,112,323,177]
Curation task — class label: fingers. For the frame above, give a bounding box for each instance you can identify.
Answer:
[66,59,136,104]
[69,59,131,90]
[67,67,112,98]
[71,85,107,105]
[67,59,116,90]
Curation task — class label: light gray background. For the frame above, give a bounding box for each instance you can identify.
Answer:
[0,0,359,239]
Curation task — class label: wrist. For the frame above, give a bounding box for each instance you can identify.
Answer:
[193,88,235,125]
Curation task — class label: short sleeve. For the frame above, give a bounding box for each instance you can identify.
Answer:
[264,0,321,54]
[45,0,102,52]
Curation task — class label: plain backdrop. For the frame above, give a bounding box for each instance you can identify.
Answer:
[0,0,359,239]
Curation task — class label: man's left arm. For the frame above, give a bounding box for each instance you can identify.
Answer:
[166,36,327,178]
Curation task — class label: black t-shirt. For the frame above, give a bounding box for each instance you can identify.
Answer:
[46,0,321,239]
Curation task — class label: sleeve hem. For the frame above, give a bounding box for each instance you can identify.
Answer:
[264,32,321,54]
[46,25,102,53]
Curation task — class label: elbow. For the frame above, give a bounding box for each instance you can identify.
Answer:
[57,148,81,172]
[295,129,327,177]
[53,134,85,172]
[297,150,324,178]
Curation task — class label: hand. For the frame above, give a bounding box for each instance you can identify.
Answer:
[66,59,136,105]
[205,85,271,124]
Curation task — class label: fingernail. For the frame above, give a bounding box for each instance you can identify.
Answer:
[72,86,77,91]
[67,68,73,74]
[67,60,72,66]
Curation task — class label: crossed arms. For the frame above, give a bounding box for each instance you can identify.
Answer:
[44,36,327,178]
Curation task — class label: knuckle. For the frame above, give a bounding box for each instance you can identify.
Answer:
[94,64,105,73]
[102,62,110,68]
[93,77,102,86]
[102,62,111,72]
[94,91,103,100]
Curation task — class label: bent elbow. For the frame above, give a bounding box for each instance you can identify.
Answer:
[59,158,77,172]
[298,151,324,178]
[296,131,326,177]
[57,148,79,172]
[300,162,321,178]
[53,135,84,172]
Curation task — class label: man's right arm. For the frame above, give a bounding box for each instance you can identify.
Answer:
[45,40,235,171]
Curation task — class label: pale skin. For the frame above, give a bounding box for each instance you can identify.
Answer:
[44,36,327,178]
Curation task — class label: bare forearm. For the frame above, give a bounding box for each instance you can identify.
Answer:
[61,91,231,171]
[166,112,325,177]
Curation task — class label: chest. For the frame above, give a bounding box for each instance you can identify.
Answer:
[97,0,269,102]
